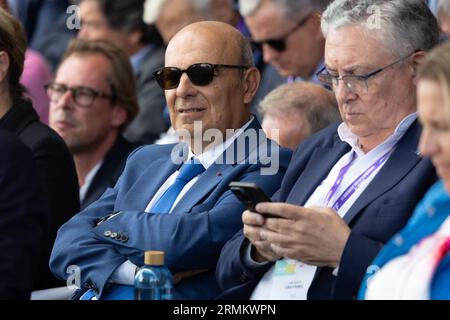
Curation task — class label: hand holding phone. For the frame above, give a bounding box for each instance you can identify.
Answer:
[229,181,272,212]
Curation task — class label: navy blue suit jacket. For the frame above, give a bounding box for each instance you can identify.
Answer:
[216,120,438,300]
[50,119,292,299]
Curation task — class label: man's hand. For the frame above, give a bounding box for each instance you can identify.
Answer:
[255,203,351,268]
[242,209,282,263]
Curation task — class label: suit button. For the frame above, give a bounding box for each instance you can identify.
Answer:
[104,231,112,237]
[114,233,122,240]
[121,235,129,242]
[239,273,249,283]
[111,232,118,238]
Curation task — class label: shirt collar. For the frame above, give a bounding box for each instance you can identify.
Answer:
[338,112,417,156]
[187,116,255,169]
[130,45,153,74]
[79,160,103,202]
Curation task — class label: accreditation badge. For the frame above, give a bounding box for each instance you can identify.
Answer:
[271,259,317,299]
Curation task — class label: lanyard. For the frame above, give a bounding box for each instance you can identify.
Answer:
[325,148,394,211]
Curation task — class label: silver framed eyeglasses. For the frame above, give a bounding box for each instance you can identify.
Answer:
[316,52,416,93]
[45,82,116,108]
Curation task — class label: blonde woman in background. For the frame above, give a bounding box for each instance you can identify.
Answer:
[359,42,450,300]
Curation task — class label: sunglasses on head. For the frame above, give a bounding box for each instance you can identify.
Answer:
[153,63,249,90]
[250,14,312,53]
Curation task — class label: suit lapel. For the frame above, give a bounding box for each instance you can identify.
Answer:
[287,140,350,205]
[172,162,235,212]
[311,120,422,284]
[172,117,263,212]
[124,154,179,210]
[342,121,422,225]
[83,137,136,209]
[342,146,421,225]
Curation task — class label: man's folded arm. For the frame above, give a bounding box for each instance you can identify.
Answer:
[93,165,287,274]
[49,185,122,296]
[50,156,289,297]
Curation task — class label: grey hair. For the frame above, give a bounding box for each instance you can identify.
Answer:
[321,0,439,58]
[438,0,450,19]
[238,0,261,16]
[189,0,215,18]
[144,0,214,24]
[192,0,212,12]
[259,83,341,134]
[239,0,331,20]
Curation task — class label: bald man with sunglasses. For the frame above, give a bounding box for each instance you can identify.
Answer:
[240,0,331,83]
[49,21,292,300]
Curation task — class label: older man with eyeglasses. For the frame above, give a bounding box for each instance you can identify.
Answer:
[239,0,331,83]
[216,0,440,300]
[48,39,140,210]
[49,21,292,300]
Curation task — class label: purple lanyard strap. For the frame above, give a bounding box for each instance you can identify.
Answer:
[325,148,394,211]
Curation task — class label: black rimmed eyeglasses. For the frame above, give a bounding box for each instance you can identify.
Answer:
[153,63,249,90]
[316,52,416,93]
[250,13,312,53]
[45,82,116,108]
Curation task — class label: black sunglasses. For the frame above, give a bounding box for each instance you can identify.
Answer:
[153,63,249,90]
[250,14,311,53]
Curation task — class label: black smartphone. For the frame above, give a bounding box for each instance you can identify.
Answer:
[229,181,272,212]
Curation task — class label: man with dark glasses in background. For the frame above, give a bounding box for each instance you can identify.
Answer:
[239,0,331,83]
[50,21,291,300]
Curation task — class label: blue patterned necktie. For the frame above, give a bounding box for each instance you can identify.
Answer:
[151,159,205,214]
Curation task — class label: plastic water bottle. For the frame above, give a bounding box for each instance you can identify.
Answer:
[134,251,173,300]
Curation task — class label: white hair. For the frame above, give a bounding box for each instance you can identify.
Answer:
[238,0,261,17]
[438,0,450,18]
[143,0,165,24]
[321,0,440,58]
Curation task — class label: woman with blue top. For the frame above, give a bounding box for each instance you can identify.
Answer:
[359,42,450,300]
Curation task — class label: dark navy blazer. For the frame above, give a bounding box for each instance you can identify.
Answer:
[0,129,49,299]
[216,120,438,300]
[81,135,139,210]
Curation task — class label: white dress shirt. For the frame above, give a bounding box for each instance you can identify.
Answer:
[250,113,417,300]
[79,161,103,204]
[110,117,254,286]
